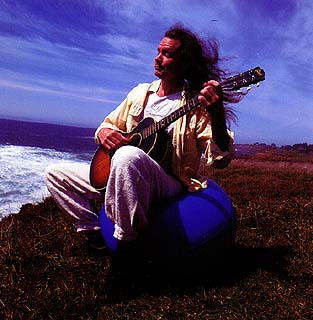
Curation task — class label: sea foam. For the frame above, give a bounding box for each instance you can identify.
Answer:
[0,144,91,219]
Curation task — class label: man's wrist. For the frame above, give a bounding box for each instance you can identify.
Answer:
[206,100,224,117]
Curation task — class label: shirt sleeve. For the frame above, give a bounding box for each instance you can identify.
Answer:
[94,85,141,143]
[196,109,235,169]
[94,97,128,143]
[94,82,154,143]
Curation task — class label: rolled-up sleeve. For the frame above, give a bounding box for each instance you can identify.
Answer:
[197,111,235,169]
[94,98,129,144]
[204,133,234,168]
[94,82,155,144]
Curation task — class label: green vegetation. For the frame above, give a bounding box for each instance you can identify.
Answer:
[1,152,313,319]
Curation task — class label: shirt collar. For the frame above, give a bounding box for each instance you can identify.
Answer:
[147,79,161,93]
[147,79,188,97]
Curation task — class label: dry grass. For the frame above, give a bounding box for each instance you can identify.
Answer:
[1,151,313,319]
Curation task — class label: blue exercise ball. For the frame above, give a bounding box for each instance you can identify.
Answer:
[99,179,236,258]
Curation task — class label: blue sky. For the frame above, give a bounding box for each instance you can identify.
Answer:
[0,0,312,146]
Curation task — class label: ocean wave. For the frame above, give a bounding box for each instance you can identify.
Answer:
[0,144,92,219]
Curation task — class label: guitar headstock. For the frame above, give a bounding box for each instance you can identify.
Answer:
[222,67,265,91]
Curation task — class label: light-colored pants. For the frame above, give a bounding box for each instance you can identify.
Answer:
[45,146,183,241]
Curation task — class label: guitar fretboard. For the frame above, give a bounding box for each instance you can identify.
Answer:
[141,96,200,139]
[141,67,265,140]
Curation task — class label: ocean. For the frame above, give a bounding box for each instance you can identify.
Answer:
[0,118,98,220]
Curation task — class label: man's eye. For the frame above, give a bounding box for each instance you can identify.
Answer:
[156,50,172,58]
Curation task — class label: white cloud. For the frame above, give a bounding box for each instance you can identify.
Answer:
[0,78,120,104]
[283,2,313,67]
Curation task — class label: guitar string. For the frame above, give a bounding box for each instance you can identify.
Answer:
[141,70,264,137]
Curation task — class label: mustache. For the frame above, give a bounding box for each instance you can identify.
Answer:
[154,63,164,70]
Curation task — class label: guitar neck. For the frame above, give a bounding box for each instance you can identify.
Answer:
[141,95,200,139]
[140,78,229,140]
[141,67,265,140]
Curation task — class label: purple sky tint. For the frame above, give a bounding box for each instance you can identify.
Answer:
[0,0,312,145]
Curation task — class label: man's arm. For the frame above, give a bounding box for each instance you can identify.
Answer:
[198,80,229,151]
[97,128,130,152]
[208,102,230,152]
[198,80,232,169]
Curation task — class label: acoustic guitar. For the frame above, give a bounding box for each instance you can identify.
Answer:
[89,67,265,190]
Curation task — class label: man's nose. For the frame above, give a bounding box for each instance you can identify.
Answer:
[155,52,162,63]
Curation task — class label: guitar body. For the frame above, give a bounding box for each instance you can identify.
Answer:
[130,117,170,163]
[89,117,170,191]
[89,147,111,191]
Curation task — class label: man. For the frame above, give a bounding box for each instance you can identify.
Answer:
[45,25,238,256]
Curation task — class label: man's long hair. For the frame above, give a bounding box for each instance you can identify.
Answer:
[165,25,243,122]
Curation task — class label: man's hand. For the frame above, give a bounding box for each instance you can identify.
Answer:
[97,128,130,152]
[198,80,223,114]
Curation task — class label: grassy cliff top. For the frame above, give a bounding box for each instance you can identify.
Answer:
[1,155,313,319]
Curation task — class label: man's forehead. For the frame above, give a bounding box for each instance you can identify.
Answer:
[158,37,181,51]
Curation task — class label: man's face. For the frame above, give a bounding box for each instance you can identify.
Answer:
[154,37,184,82]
